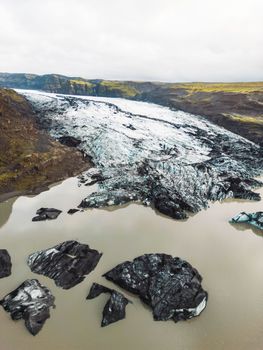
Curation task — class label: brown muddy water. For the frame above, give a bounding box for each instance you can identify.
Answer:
[0,177,263,350]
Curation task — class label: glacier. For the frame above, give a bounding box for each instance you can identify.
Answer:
[18,89,263,219]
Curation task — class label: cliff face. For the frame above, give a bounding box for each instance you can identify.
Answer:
[0,73,262,144]
[0,89,90,200]
[0,73,95,95]
[0,73,138,98]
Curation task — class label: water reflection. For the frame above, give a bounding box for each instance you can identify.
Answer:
[0,197,17,229]
[229,222,263,237]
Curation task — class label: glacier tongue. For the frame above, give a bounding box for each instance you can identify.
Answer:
[19,89,263,219]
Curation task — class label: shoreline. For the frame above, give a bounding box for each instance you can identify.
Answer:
[0,88,92,202]
[0,162,90,203]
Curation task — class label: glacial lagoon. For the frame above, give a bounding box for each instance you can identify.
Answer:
[0,177,263,350]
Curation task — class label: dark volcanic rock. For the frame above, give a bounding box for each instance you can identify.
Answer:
[153,191,188,220]
[230,211,263,230]
[27,240,102,289]
[87,283,130,327]
[0,279,55,335]
[78,168,105,186]
[58,135,81,147]
[67,208,79,215]
[104,254,208,323]
[32,207,62,221]
[0,249,12,278]
[123,123,136,130]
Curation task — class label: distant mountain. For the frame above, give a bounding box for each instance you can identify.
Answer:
[0,72,262,144]
[0,72,143,97]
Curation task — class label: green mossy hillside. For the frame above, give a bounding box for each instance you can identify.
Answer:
[97,81,139,97]
[0,89,89,200]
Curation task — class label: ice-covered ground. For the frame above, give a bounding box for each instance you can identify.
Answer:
[17,89,263,219]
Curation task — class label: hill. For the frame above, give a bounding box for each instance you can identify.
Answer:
[0,88,89,200]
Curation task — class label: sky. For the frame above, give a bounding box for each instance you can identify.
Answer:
[0,0,262,82]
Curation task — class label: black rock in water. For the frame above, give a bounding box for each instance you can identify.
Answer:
[27,240,102,289]
[0,249,12,278]
[230,211,263,230]
[104,254,208,323]
[67,208,79,215]
[87,283,130,327]
[0,279,55,336]
[32,208,62,221]
[59,135,81,147]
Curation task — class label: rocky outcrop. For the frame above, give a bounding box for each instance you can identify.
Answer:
[87,283,131,327]
[27,240,102,289]
[0,279,55,335]
[104,254,208,322]
[59,136,81,147]
[230,211,263,230]
[20,90,262,220]
[0,88,90,202]
[78,168,105,186]
[32,207,62,221]
[0,249,12,278]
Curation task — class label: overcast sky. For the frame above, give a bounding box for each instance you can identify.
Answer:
[0,0,262,82]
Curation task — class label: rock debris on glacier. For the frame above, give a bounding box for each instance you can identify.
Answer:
[19,90,263,219]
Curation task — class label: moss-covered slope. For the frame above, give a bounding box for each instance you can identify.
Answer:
[0,89,89,200]
[138,82,263,145]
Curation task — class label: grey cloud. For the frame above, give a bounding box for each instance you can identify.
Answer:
[0,0,262,81]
